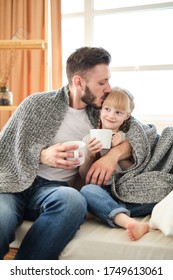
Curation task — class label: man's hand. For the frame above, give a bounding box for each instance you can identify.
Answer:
[40,143,81,169]
[86,152,117,185]
[86,140,132,185]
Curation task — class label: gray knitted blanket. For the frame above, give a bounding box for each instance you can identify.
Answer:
[0,85,99,193]
[111,117,173,204]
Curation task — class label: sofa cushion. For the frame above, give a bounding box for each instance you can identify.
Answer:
[10,216,173,259]
[59,218,173,260]
[149,190,173,237]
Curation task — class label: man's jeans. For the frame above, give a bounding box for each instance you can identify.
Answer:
[80,184,156,227]
[0,176,87,260]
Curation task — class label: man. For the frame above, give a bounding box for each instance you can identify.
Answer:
[0,47,131,259]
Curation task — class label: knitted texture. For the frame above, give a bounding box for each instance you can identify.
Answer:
[112,117,173,204]
[0,85,100,193]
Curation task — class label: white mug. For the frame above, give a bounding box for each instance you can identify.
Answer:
[90,129,112,149]
[63,140,86,166]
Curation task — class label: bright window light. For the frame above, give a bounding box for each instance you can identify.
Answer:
[94,0,171,9]
[61,0,84,13]
[93,9,173,66]
[61,1,173,117]
[62,17,84,65]
[110,70,173,115]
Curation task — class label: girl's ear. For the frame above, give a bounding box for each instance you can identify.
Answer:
[125,113,131,120]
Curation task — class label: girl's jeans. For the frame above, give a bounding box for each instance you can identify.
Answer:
[80,184,156,227]
[0,176,87,260]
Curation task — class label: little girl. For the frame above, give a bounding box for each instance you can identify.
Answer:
[80,87,153,241]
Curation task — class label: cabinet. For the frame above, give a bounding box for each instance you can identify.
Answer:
[0,40,46,130]
[0,1,51,130]
[0,40,47,130]
[0,106,17,130]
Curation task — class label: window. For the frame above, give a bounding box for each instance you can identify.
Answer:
[61,0,173,128]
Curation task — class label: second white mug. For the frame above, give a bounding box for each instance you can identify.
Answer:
[90,129,112,149]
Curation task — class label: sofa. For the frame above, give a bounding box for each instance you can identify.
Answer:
[7,171,173,260]
[10,214,173,260]
[9,175,173,260]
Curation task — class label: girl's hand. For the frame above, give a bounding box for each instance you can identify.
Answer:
[112,131,126,147]
[87,137,103,158]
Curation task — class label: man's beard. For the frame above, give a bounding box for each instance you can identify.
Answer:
[81,85,103,109]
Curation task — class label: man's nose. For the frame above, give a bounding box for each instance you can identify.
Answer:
[105,82,112,93]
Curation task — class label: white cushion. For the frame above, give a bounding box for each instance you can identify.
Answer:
[149,190,173,236]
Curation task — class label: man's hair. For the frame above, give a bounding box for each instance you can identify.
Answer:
[66,47,111,85]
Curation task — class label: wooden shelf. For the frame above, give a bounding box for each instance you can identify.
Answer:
[0,40,46,50]
[0,106,17,111]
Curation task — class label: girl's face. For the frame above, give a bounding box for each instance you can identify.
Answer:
[100,105,130,132]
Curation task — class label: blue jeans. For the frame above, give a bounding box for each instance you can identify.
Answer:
[0,176,87,260]
[80,184,156,227]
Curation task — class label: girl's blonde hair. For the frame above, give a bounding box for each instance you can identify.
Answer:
[102,87,135,113]
[99,87,135,131]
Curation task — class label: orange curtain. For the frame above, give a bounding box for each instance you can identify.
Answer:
[0,0,62,129]
[51,0,62,90]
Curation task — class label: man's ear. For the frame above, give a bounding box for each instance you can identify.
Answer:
[73,75,85,90]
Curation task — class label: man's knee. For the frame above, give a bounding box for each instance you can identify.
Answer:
[46,187,87,215]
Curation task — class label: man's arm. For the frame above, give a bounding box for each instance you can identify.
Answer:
[86,140,132,185]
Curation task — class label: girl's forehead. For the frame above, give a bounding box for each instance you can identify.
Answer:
[103,97,130,111]
[102,105,127,113]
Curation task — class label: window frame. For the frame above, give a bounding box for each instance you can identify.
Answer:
[61,1,173,131]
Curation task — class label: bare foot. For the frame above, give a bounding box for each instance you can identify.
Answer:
[126,222,149,241]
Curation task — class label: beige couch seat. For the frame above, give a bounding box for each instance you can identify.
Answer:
[10,216,173,260]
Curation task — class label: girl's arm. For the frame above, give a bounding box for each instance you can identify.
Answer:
[79,153,98,179]
[79,137,102,179]
[112,131,133,170]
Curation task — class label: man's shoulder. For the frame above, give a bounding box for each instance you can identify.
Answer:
[28,85,68,100]
[19,85,69,108]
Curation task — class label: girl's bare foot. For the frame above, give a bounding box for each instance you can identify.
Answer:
[126,222,149,241]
